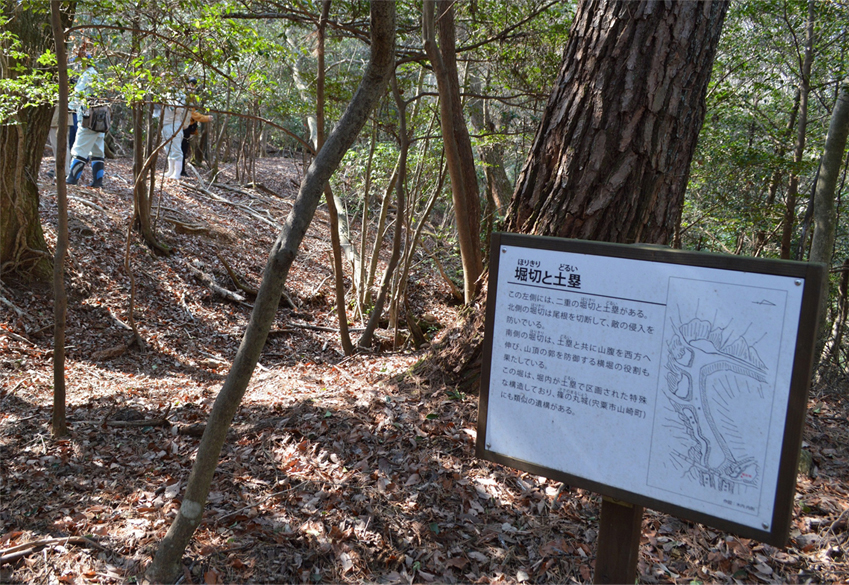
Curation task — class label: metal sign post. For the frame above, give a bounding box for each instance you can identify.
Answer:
[477,233,825,582]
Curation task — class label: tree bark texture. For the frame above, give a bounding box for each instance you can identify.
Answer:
[145,3,395,582]
[505,0,729,245]
[423,0,729,391]
[0,2,74,280]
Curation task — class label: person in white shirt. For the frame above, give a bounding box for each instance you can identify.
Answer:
[159,83,190,180]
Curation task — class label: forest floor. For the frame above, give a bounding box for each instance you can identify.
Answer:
[2,152,849,584]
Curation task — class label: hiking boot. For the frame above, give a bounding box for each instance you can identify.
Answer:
[89,157,105,188]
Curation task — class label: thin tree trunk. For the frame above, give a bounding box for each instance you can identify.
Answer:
[468,70,512,213]
[755,90,800,256]
[357,119,378,311]
[365,163,399,298]
[423,0,483,303]
[809,81,849,365]
[389,114,441,347]
[314,0,353,354]
[823,259,849,368]
[146,5,394,580]
[358,73,407,349]
[468,73,512,263]
[50,0,69,438]
[795,163,820,260]
[390,162,447,346]
[780,0,814,259]
[130,18,168,255]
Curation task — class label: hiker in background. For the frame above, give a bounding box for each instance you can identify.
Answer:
[67,39,92,152]
[159,77,192,180]
[67,52,109,188]
[48,40,92,179]
[180,78,213,177]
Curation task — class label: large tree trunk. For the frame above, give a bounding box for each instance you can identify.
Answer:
[0,2,74,281]
[505,0,728,245]
[428,0,728,388]
[145,4,395,582]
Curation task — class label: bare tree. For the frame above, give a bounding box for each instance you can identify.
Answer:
[145,3,395,581]
[50,0,70,438]
[809,80,849,364]
[423,0,483,303]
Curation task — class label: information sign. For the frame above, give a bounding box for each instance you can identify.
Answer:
[477,233,825,545]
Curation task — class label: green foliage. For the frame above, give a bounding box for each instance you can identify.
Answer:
[0,15,57,125]
[682,0,849,258]
[445,388,466,401]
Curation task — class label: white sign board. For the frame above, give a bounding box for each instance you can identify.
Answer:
[477,234,824,545]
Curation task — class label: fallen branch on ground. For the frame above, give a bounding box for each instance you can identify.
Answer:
[68,195,108,214]
[0,328,35,346]
[271,322,366,333]
[105,409,171,428]
[185,262,247,304]
[0,291,27,319]
[165,215,210,236]
[0,536,105,566]
[184,183,282,230]
[216,252,258,296]
[70,405,171,428]
[176,415,290,438]
[106,307,133,331]
[247,181,292,202]
[215,480,310,523]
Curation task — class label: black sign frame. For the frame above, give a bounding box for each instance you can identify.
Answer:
[477,233,825,546]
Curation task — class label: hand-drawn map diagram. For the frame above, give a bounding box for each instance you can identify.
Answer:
[648,277,789,518]
[480,237,821,540]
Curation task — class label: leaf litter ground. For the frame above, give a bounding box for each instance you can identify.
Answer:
[1,154,849,584]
